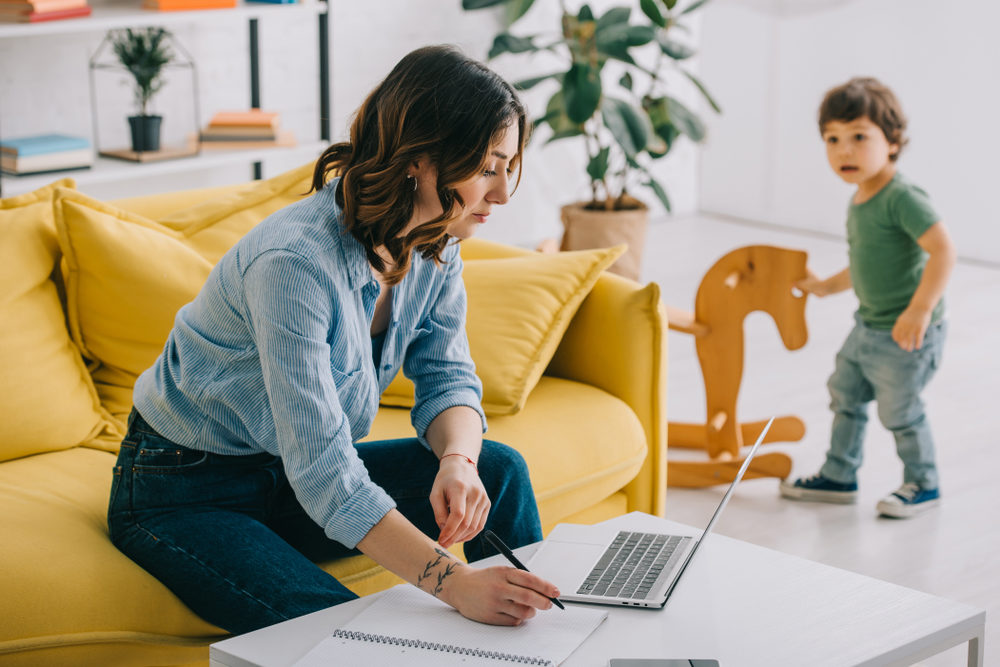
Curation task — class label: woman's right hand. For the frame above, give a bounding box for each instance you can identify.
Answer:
[440,565,561,626]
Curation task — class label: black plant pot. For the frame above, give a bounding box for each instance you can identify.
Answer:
[128,115,163,152]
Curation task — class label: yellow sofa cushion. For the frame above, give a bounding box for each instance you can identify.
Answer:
[0,446,457,664]
[53,164,314,422]
[0,180,118,463]
[380,246,624,416]
[370,375,646,529]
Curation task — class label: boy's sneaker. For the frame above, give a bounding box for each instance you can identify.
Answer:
[779,474,858,504]
[876,483,940,518]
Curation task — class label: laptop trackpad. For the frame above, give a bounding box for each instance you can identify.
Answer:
[526,523,619,592]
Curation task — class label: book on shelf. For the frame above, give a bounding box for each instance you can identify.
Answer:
[206,109,281,128]
[200,109,283,142]
[1,133,92,175]
[197,130,297,151]
[199,125,278,140]
[0,2,89,21]
[142,0,235,10]
[0,0,88,13]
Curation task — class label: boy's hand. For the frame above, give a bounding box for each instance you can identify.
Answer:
[892,306,931,351]
[795,269,828,297]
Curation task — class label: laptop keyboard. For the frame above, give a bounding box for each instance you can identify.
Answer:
[576,531,686,600]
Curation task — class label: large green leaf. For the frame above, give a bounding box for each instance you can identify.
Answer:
[596,6,631,30]
[563,62,602,123]
[462,0,508,8]
[488,32,538,59]
[602,97,650,158]
[657,34,695,59]
[543,90,581,135]
[587,146,611,181]
[640,0,666,27]
[666,95,706,141]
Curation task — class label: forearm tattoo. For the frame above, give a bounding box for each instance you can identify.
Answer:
[417,547,460,597]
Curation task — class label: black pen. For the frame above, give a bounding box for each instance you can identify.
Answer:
[482,529,565,610]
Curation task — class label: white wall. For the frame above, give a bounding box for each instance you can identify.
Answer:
[0,0,704,248]
[699,0,1000,264]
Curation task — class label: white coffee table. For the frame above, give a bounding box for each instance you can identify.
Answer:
[210,512,985,666]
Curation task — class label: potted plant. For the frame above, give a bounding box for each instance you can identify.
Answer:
[109,27,174,153]
[463,0,720,279]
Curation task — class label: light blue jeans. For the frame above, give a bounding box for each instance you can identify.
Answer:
[819,314,946,489]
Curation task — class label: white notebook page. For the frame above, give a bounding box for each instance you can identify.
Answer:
[294,584,608,666]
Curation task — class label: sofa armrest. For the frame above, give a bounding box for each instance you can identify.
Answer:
[546,273,668,518]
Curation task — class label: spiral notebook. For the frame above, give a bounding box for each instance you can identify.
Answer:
[293,584,608,666]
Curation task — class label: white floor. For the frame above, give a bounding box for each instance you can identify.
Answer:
[640,213,998,666]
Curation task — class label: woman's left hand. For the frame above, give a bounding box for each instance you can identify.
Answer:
[430,456,491,548]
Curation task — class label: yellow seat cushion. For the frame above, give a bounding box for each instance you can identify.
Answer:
[53,164,314,423]
[370,375,647,528]
[380,246,624,416]
[0,446,457,664]
[0,180,118,463]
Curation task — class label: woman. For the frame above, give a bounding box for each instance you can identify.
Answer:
[107,45,559,635]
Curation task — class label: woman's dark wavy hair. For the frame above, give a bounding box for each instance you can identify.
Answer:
[818,76,908,161]
[311,45,528,286]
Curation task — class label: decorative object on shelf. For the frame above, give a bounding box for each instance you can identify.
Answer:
[88,27,200,163]
[110,27,172,152]
[0,133,93,175]
[0,0,90,24]
[463,0,720,280]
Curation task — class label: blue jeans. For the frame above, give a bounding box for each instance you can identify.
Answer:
[107,410,542,635]
[820,314,946,489]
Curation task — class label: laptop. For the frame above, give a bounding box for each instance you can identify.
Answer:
[527,417,774,609]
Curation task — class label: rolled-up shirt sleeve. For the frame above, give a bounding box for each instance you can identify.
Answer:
[242,249,395,548]
[404,247,488,444]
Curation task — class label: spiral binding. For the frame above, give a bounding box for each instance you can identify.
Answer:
[332,629,553,665]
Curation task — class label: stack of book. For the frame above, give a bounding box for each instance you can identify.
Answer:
[0,0,90,23]
[0,133,93,175]
[142,0,235,11]
[198,110,296,150]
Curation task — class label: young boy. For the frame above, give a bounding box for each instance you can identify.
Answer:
[780,77,956,518]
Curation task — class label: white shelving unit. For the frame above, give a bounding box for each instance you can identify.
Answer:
[0,0,330,198]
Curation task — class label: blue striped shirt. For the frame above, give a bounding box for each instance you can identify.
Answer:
[132,180,486,548]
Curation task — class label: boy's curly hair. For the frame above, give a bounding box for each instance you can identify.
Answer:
[818,77,908,161]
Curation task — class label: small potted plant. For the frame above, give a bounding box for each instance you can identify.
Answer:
[463,0,720,279]
[109,27,174,153]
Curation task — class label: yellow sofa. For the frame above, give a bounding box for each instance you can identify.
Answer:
[0,166,668,666]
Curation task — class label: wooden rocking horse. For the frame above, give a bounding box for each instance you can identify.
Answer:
[666,245,809,487]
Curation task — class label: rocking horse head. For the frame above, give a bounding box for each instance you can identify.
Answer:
[695,245,809,350]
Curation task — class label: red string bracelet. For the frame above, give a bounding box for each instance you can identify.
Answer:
[439,453,478,473]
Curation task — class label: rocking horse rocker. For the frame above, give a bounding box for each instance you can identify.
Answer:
[666,245,810,487]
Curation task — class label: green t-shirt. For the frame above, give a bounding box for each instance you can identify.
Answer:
[847,173,942,329]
